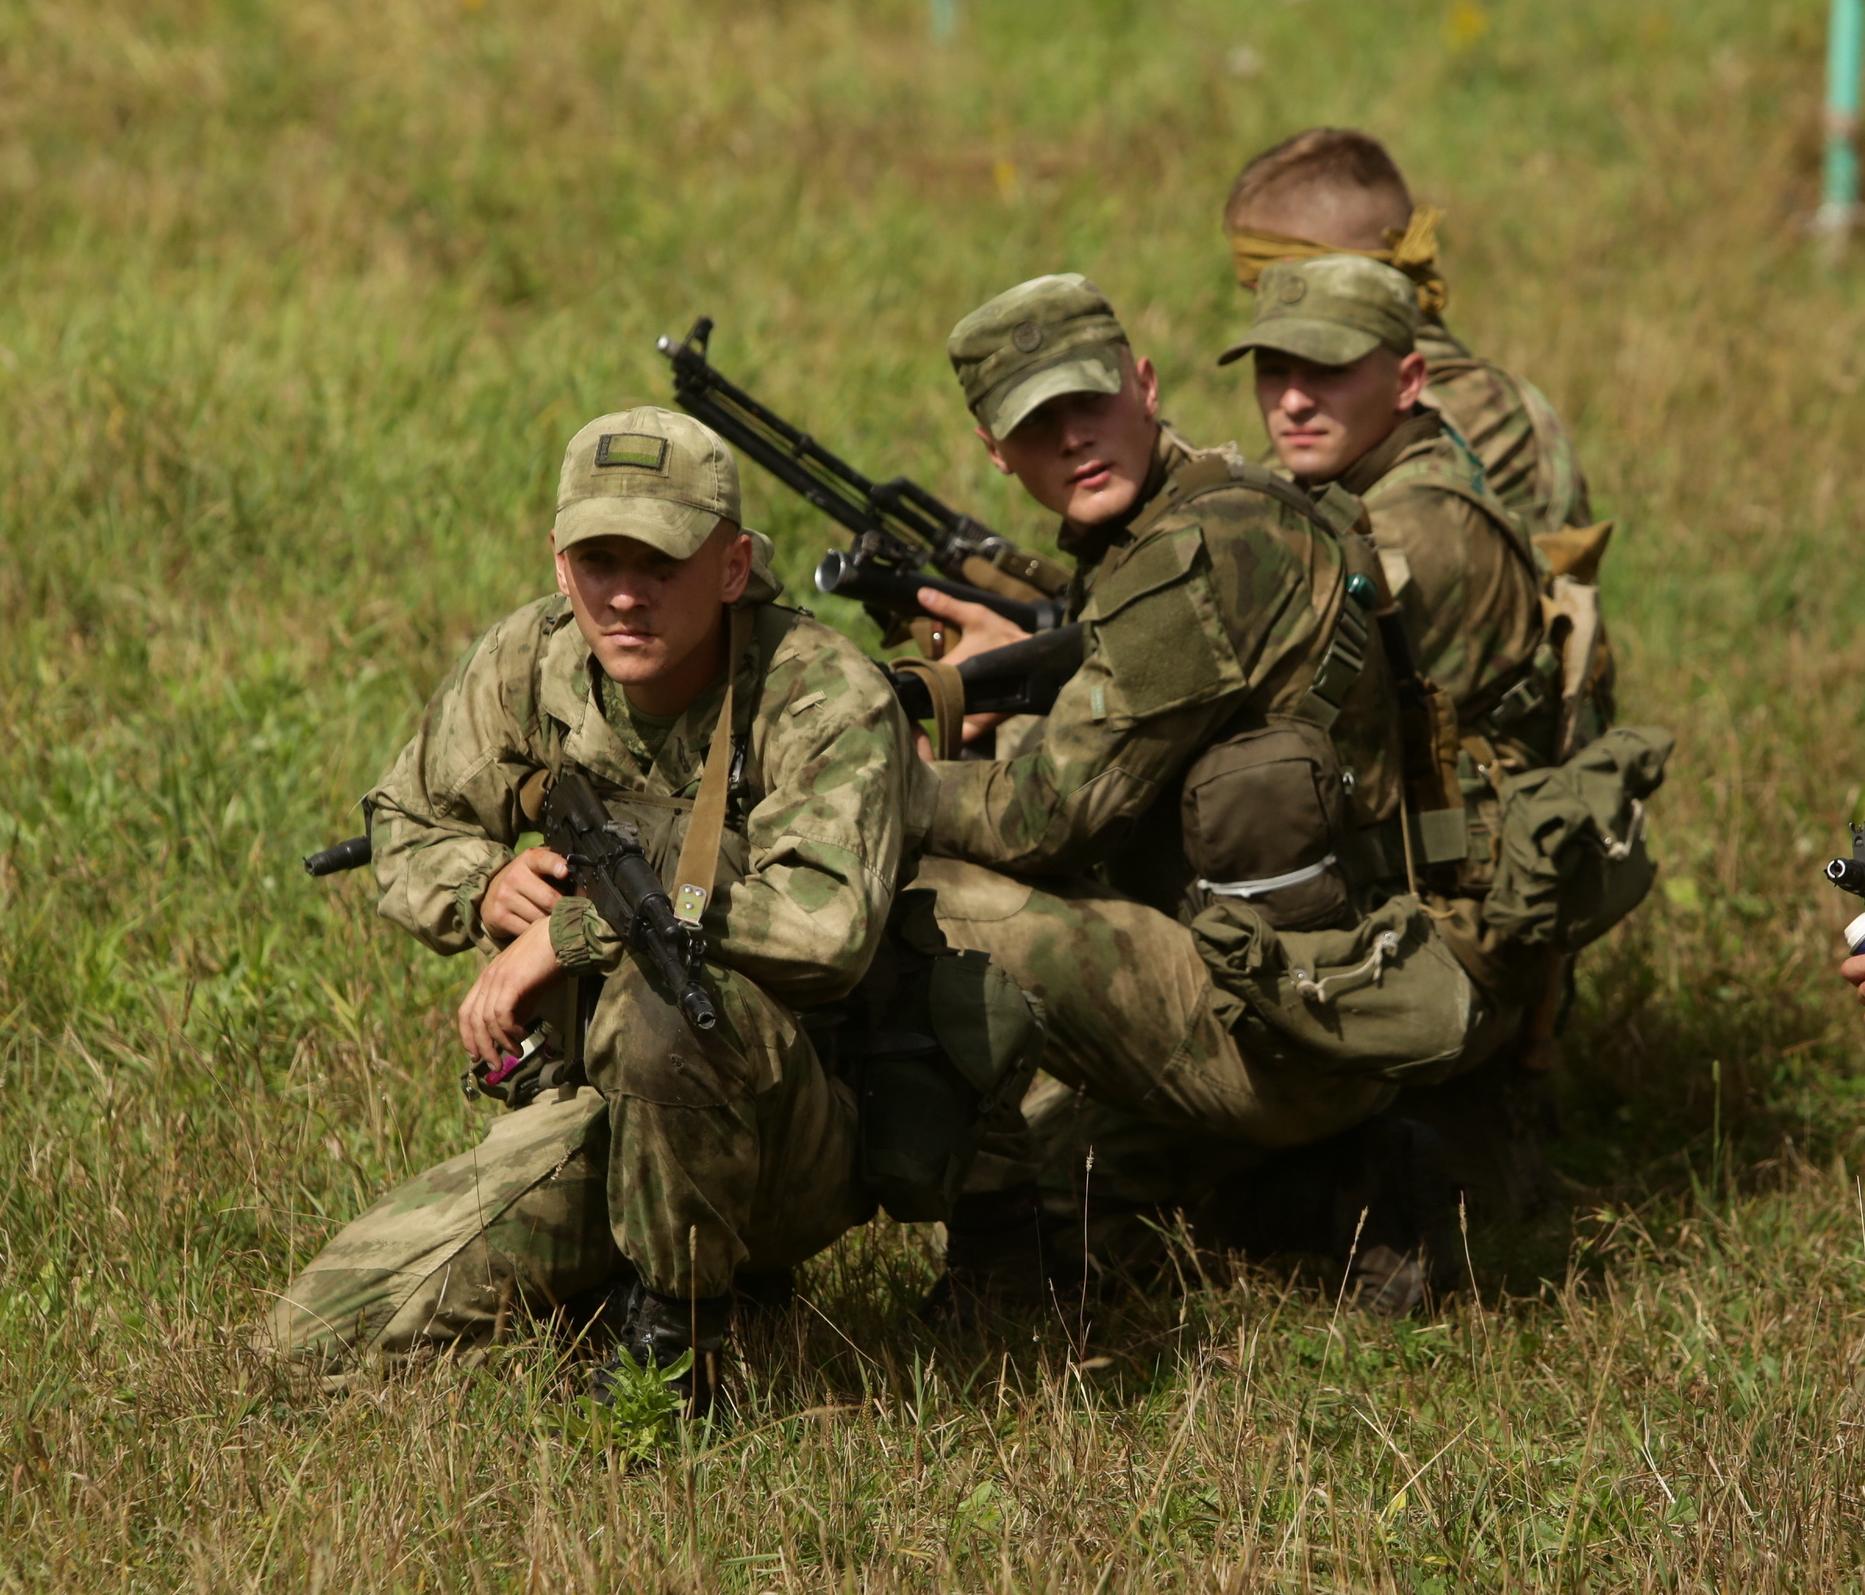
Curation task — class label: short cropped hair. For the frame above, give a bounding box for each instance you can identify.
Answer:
[1224,128,1414,248]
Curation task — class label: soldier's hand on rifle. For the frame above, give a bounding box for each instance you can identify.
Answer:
[479,848,571,940]
[458,916,564,1063]
[916,585,1030,661]
[914,586,1029,753]
[1842,952,1865,1007]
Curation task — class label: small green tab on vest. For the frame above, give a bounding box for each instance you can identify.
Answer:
[1413,807,1471,865]
[594,433,670,471]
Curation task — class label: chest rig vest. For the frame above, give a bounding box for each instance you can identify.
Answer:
[512,599,1039,1225]
[1096,449,1457,934]
[528,601,769,900]
[1360,418,1619,903]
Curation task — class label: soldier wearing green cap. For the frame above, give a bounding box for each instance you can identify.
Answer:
[917,273,1521,1312]
[1223,254,1551,746]
[263,406,928,1410]
[1223,127,1594,541]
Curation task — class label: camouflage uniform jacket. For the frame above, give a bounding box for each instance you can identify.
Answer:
[368,596,911,1007]
[925,442,1403,896]
[1418,319,1592,540]
[1338,409,1549,752]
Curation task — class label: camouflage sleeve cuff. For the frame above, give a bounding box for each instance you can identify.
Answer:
[548,895,626,975]
[453,851,513,952]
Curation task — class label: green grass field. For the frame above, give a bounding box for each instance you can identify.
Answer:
[5,0,1865,1586]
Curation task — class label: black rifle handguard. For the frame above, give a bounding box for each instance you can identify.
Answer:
[889,625,1086,722]
[541,771,718,1034]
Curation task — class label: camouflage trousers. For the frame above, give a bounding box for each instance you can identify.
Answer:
[920,859,1514,1247]
[264,961,871,1367]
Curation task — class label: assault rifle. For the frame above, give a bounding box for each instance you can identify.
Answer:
[657,318,1070,634]
[541,770,717,1034]
[302,770,717,1038]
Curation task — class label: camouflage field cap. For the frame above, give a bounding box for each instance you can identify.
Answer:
[553,406,741,556]
[947,274,1129,437]
[1216,256,1418,369]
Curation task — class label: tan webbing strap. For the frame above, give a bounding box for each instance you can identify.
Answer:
[671,607,751,927]
[892,656,968,761]
[904,615,952,659]
[516,768,552,826]
[957,549,1071,603]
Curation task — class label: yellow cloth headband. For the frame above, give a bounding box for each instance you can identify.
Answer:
[1227,204,1450,315]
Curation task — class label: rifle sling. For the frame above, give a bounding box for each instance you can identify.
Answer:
[891,656,966,760]
[671,606,751,927]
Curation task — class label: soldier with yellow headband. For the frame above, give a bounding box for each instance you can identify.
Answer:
[1223,127,1592,540]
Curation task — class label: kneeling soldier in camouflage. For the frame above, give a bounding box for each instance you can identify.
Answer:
[917,275,1529,1311]
[1224,255,1642,1212]
[264,408,1032,1410]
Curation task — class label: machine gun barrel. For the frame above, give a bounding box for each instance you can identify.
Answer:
[658,318,1066,599]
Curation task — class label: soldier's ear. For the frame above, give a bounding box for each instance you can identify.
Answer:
[976,425,1013,476]
[719,526,753,604]
[553,540,573,598]
[1396,350,1429,411]
[1131,354,1161,421]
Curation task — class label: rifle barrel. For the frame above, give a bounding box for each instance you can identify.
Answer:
[658,320,1007,582]
[304,835,372,876]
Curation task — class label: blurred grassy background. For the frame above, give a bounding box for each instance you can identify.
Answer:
[4,0,1865,1587]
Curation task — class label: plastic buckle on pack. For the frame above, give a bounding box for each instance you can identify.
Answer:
[1486,676,1546,729]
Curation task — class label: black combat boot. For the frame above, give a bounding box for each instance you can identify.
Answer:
[1330,1114,1462,1315]
[1210,1112,1460,1316]
[591,1279,730,1419]
[919,1183,1054,1324]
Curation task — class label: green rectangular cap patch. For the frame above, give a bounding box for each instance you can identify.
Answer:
[594,433,669,471]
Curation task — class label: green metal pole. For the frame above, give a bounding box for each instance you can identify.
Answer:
[1817,0,1863,237]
